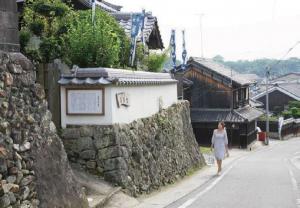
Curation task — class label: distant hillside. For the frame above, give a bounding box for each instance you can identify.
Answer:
[213,55,300,77]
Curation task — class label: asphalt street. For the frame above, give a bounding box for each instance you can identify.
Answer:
[166,138,300,208]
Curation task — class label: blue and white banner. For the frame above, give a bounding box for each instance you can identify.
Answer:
[91,0,96,25]
[181,30,187,70]
[170,29,176,69]
[129,11,146,66]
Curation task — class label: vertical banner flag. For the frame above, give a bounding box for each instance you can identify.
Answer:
[170,29,176,70]
[91,0,96,25]
[129,11,145,66]
[181,30,187,70]
[141,9,146,54]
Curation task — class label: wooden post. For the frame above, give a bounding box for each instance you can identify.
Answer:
[0,0,20,52]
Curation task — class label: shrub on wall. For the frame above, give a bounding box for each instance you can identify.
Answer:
[64,9,130,68]
[20,0,74,63]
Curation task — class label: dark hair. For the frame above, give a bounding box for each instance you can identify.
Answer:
[219,121,225,129]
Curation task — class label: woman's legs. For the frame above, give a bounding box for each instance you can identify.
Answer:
[216,159,222,173]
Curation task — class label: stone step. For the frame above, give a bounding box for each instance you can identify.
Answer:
[71,166,124,208]
[88,187,121,208]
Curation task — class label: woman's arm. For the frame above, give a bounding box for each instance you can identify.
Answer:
[224,130,229,156]
[211,130,215,150]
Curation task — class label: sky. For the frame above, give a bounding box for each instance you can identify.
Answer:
[109,0,300,61]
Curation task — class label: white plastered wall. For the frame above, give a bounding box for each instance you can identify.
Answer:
[60,83,178,128]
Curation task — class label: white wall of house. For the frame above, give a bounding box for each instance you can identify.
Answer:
[110,84,178,124]
[60,83,178,128]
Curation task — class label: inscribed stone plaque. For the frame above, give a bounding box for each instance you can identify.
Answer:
[67,89,104,115]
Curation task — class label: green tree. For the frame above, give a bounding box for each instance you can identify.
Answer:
[142,50,169,72]
[64,9,130,68]
[21,0,74,63]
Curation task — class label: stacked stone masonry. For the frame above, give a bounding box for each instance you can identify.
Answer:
[0,51,88,208]
[62,101,206,196]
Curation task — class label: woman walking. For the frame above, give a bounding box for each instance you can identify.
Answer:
[211,121,229,175]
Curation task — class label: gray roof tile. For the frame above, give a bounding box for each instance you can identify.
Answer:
[191,106,263,123]
[189,57,253,86]
[59,67,177,86]
[111,12,164,49]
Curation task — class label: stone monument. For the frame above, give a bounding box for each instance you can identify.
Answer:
[0,0,20,52]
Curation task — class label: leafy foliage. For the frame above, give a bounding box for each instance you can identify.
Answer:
[281,101,300,119]
[142,50,169,72]
[21,1,131,68]
[20,0,73,63]
[64,9,130,68]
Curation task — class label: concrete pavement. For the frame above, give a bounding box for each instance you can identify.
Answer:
[134,139,280,208]
[163,138,300,208]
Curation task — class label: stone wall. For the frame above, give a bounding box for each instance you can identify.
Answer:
[62,101,205,196]
[0,51,88,207]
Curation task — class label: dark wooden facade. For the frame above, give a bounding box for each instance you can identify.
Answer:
[183,65,250,109]
[175,57,263,148]
[256,90,298,113]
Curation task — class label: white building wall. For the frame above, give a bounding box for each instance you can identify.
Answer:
[60,83,178,128]
[111,84,178,124]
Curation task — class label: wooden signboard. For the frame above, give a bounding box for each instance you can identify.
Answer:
[66,88,104,115]
[116,92,130,108]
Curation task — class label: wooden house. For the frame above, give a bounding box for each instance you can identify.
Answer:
[174,57,264,148]
[252,83,300,113]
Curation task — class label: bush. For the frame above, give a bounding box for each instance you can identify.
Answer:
[64,9,130,68]
[282,111,292,119]
[21,0,74,63]
[29,20,45,36]
[20,30,31,51]
[288,101,300,109]
[145,52,168,72]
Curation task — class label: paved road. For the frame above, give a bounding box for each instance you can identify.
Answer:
[166,138,300,208]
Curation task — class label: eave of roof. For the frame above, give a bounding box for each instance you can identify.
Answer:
[188,57,252,86]
[190,106,264,123]
[111,12,164,50]
[252,85,300,101]
[58,67,177,86]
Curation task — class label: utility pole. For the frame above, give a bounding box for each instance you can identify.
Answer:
[264,41,300,145]
[265,67,270,145]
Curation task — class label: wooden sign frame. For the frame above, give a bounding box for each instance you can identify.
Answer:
[66,88,105,115]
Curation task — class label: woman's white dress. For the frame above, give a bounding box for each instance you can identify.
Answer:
[211,129,228,160]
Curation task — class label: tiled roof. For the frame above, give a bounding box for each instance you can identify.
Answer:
[240,73,261,83]
[188,57,252,86]
[253,83,300,101]
[58,67,177,86]
[191,106,263,123]
[279,83,300,98]
[271,72,300,84]
[191,109,244,123]
[235,106,264,122]
[249,99,264,108]
[111,12,164,49]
